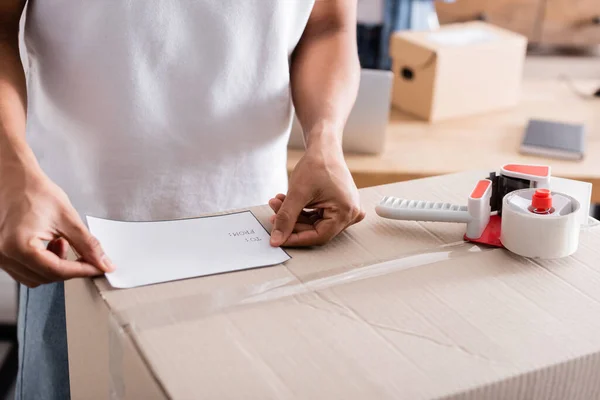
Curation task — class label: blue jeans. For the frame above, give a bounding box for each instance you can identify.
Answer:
[16,282,70,400]
[360,0,446,70]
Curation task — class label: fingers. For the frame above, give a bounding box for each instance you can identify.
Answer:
[269,211,320,227]
[290,223,318,233]
[27,248,104,280]
[1,256,51,288]
[5,234,106,285]
[283,204,365,247]
[12,241,104,281]
[269,213,316,233]
[269,192,363,247]
[57,208,114,273]
[351,208,366,227]
[47,237,69,259]
[269,195,321,224]
[268,197,283,214]
[269,197,342,247]
[270,190,311,247]
[281,217,341,247]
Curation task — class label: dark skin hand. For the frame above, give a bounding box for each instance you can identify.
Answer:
[0,164,114,288]
[269,0,365,247]
[269,141,365,247]
[0,0,113,287]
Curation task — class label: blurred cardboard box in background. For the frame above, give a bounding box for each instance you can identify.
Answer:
[390,21,527,122]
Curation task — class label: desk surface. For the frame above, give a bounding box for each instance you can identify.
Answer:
[288,58,600,201]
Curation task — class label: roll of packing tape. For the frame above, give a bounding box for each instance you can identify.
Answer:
[500,189,581,259]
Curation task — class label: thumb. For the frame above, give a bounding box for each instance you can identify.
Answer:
[271,190,308,247]
[58,208,114,273]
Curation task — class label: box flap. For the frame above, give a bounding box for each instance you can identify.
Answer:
[397,21,526,52]
[390,21,527,71]
[389,32,437,72]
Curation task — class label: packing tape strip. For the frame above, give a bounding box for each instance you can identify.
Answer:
[114,217,599,333]
[105,223,599,396]
[108,312,126,400]
[108,311,170,400]
[104,217,600,398]
[113,241,493,332]
[501,189,581,259]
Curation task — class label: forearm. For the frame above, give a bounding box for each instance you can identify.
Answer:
[0,33,35,169]
[291,6,360,151]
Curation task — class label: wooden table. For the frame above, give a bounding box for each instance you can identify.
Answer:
[288,76,600,202]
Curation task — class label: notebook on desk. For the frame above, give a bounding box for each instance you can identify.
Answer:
[288,68,393,155]
[520,119,586,161]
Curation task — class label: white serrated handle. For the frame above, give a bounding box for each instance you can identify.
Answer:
[375,197,471,223]
[375,179,493,240]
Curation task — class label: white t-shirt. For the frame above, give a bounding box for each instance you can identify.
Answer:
[23,1,315,221]
[357,0,385,25]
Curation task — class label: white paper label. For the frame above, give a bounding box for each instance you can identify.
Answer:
[87,211,291,289]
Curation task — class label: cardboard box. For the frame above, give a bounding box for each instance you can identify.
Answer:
[389,22,527,122]
[66,171,600,400]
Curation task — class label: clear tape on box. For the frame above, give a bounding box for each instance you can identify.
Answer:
[106,217,600,398]
[110,241,489,332]
[111,219,600,338]
[106,240,496,398]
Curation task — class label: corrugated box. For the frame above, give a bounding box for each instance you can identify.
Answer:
[389,21,527,122]
[66,171,600,399]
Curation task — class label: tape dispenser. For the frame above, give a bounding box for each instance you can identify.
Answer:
[375,164,585,259]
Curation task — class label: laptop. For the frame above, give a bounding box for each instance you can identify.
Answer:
[288,68,394,155]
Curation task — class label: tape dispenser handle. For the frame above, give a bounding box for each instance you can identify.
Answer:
[375,198,471,223]
[375,179,493,240]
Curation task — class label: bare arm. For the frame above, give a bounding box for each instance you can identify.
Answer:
[0,0,31,166]
[290,0,360,149]
[269,0,364,247]
[0,3,113,287]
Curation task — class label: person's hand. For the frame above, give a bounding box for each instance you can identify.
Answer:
[0,160,114,288]
[269,137,365,247]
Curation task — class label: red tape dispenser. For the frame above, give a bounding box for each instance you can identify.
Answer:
[376,164,583,259]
